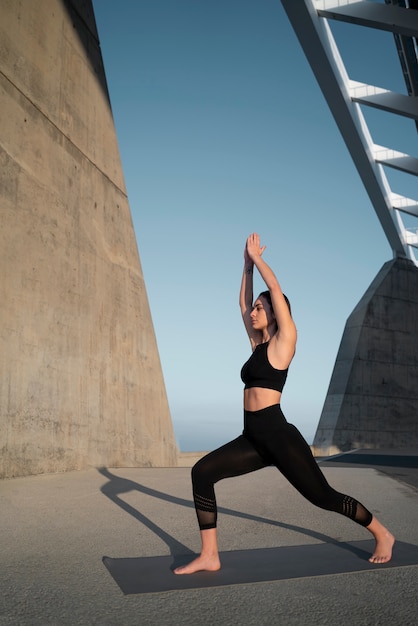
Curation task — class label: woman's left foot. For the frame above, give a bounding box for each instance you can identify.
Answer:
[369,531,395,564]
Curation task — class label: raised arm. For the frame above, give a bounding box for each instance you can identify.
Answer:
[239,243,259,348]
[246,233,297,365]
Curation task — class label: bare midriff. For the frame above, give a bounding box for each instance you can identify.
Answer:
[244,387,282,412]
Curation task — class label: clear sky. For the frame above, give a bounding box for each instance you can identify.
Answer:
[92,1,414,451]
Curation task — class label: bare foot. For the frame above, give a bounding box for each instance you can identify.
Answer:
[174,554,221,575]
[369,531,395,564]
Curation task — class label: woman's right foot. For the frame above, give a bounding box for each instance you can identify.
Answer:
[173,554,221,575]
[366,517,395,564]
[369,531,395,564]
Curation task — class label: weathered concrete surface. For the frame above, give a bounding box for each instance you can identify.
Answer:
[0,0,178,477]
[314,258,418,455]
[0,456,417,625]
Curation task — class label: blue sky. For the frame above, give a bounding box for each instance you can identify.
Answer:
[93,1,413,451]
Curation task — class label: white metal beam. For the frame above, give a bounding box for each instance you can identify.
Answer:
[374,145,418,177]
[391,193,418,217]
[281,0,413,261]
[405,230,418,247]
[316,1,418,38]
[349,81,418,120]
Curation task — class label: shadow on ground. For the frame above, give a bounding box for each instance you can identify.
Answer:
[319,451,418,491]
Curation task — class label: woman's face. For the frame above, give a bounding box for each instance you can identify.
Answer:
[250,296,274,330]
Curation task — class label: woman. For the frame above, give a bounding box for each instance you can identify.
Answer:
[174,233,394,574]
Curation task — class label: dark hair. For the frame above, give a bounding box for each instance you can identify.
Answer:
[259,290,292,315]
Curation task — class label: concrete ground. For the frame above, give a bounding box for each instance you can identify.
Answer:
[1,450,418,626]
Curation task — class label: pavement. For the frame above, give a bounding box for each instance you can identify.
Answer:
[1,449,418,626]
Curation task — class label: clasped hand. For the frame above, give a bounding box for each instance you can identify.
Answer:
[245,232,266,263]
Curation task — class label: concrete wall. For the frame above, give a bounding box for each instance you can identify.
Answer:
[313,257,418,455]
[0,0,178,477]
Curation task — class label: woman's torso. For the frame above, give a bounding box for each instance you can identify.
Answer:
[241,341,288,411]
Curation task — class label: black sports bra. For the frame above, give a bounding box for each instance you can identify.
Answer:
[240,341,288,393]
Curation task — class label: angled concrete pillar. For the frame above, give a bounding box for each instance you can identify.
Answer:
[0,0,178,477]
[313,258,418,455]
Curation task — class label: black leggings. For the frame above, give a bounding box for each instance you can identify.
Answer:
[192,404,373,530]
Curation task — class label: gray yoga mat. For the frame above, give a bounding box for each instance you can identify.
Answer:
[103,539,417,595]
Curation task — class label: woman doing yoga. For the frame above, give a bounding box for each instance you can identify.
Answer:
[174,233,394,574]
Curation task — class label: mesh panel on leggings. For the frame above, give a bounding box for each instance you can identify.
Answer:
[342,495,356,520]
[342,495,373,527]
[193,493,217,530]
